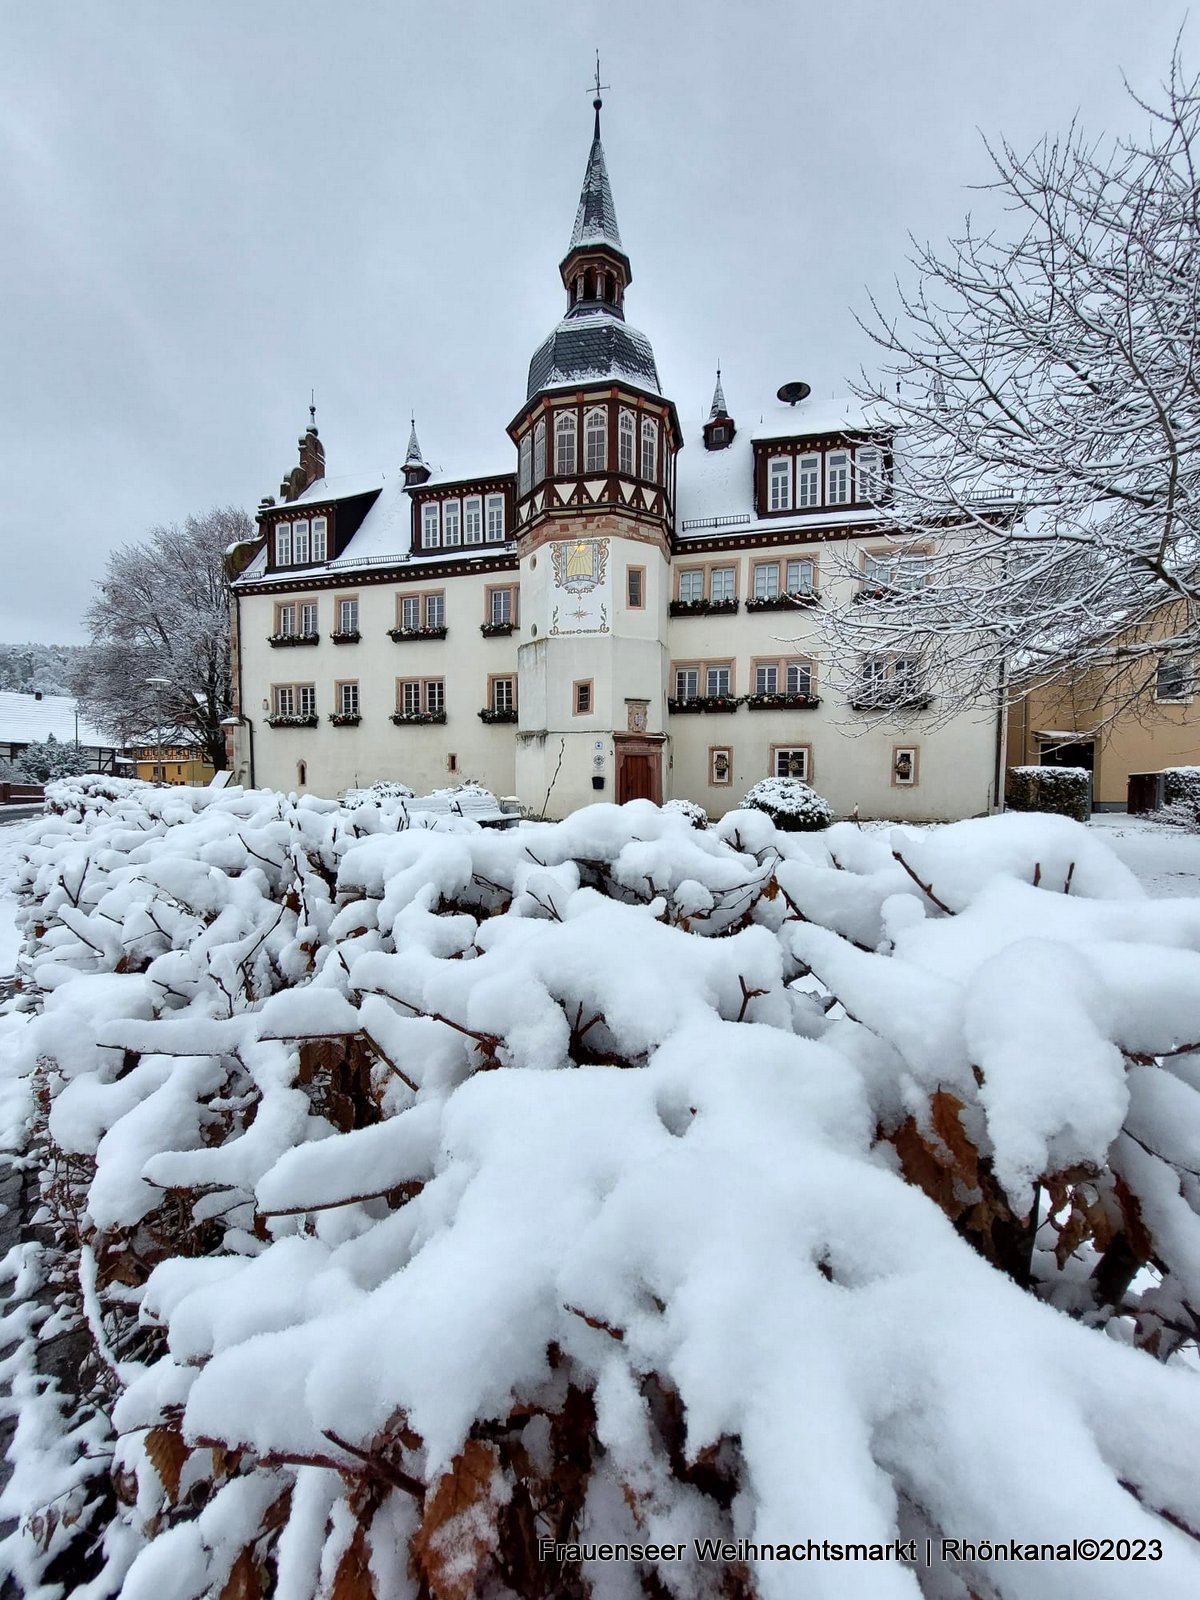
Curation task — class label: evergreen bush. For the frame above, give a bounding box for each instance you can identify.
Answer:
[1005,765,1091,821]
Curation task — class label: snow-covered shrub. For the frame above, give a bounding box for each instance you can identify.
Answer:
[1005,763,1091,821]
[662,796,708,829]
[13,735,95,784]
[343,779,415,806]
[1161,766,1200,826]
[739,775,832,830]
[2,791,1200,1598]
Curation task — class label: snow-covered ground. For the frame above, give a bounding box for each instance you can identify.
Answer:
[1087,811,1200,897]
[0,815,36,980]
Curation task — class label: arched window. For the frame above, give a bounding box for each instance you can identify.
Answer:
[519,433,532,496]
[533,418,546,484]
[297,761,307,788]
[640,416,658,481]
[585,407,608,474]
[618,410,635,475]
[555,411,577,475]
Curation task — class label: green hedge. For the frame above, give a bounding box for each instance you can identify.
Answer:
[1005,765,1090,821]
[1162,767,1200,819]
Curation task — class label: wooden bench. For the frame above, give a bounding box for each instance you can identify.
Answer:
[405,793,521,829]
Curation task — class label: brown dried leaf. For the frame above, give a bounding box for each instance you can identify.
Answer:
[330,1523,375,1600]
[218,1548,262,1600]
[145,1425,191,1503]
[930,1091,979,1189]
[412,1439,503,1600]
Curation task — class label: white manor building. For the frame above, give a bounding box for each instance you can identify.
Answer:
[227,102,1004,820]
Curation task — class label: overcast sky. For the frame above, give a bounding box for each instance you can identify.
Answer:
[1,0,1191,644]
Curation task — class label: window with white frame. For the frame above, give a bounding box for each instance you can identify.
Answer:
[826,451,850,504]
[753,562,781,600]
[862,656,888,691]
[311,517,328,561]
[754,663,778,695]
[274,522,292,565]
[706,663,731,696]
[786,659,813,696]
[796,455,820,508]
[400,594,421,631]
[555,412,577,475]
[533,419,547,484]
[674,666,700,700]
[519,434,532,496]
[773,747,810,781]
[893,657,919,693]
[338,682,359,716]
[490,587,514,625]
[485,494,505,540]
[398,679,444,717]
[856,446,883,501]
[300,602,318,635]
[400,680,422,716]
[711,565,736,602]
[893,746,918,786]
[769,457,791,512]
[864,552,927,591]
[338,598,358,634]
[297,684,316,717]
[1155,658,1192,701]
[274,685,294,716]
[442,500,461,546]
[492,676,515,713]
[585,407,607,474]
[425,593,445,629]
[293,519,311,563]
[275,603,297,637]
[426,679,445,716]
[678,569,705,603]
[464,497,483,543]
[618,409,635,474]
[422,502,440,547]
[641,416,658,481]
[786,558,815,593]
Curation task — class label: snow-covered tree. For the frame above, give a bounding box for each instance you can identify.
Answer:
[72,507,250,770]
[0,643,86,697]
[11,734,93,783]
[825,49,1200,723]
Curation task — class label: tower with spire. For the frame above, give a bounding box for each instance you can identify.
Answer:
[506,78,683,812]
[703,368,736,450]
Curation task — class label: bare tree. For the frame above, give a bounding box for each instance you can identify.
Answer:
[73,507,252,770]
[823,48,1200,723]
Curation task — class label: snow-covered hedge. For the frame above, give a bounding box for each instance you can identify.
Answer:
[1005,764,1091,821]
[739,776,833,831]
[1162,766,1200,824]
[2,779,1200,1598]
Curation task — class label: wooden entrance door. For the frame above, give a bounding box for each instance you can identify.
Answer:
[615,740,662,804]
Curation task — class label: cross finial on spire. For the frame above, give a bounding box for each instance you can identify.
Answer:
[588,51,609,139]
[308,389,317,432]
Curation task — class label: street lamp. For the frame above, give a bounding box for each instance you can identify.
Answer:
[145,677,171,783]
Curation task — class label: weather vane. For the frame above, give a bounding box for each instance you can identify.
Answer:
[589,52,609,106]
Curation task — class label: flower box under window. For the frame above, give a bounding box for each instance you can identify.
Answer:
[268,631,320,647]
[390,710,447,725]
[265,713,319,728]
[667,694,740,714]
[853,585,916,605]
[745,591,820,613]
[388,625,448,642]
[478,707,519,724]
[480,621,517,638]
[745,693,821,711]
[330,630,361,645]
[328,712,362,726]
[669,597,738,618]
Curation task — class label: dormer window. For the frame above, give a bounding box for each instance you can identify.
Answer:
[769,457,791,512]
[827,451,850,505]
[856,446,884,502]
[710,425,726,445]
[464,497,483,544]
[585,407,607,474]
[555,412,577,475]
[797,455,820,508]
[443,500,461,546]
[274,522,292,565]
[519,434,532,496]
[422,503,441,548]
[293,519,311,563]
[311,517,328,562]
[486,494,505,539]
[640,417,658,481]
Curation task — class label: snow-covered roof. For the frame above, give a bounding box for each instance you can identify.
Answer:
[527,308,660,400]
[750,395,895,443]
[267,473,383,511]
[0,691,117,750]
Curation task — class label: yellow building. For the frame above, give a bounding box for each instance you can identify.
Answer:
[1006,604,1198,810]
[132,742,215,786]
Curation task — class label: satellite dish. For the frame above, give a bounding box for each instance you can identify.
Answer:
[776,381,811,406]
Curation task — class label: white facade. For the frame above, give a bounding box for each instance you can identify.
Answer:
[230,113,1003,821]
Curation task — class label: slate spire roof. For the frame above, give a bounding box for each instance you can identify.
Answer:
[709,368,729,420]
[404,419,426,468]
[568,106,623,256]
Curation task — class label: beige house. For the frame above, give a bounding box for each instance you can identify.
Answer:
[228,105,1005,821]
[1006,604,1198,809]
